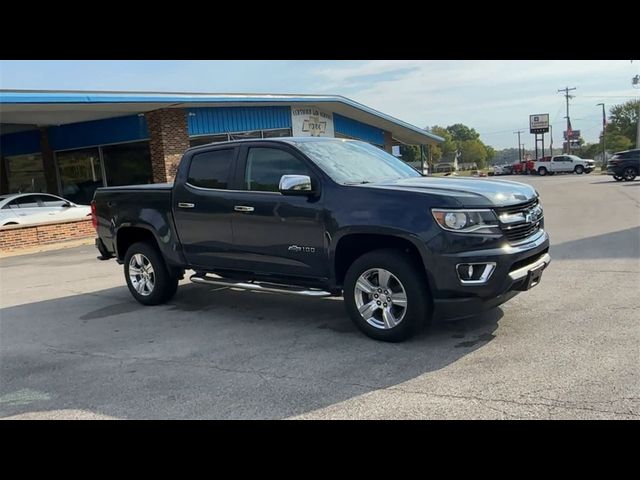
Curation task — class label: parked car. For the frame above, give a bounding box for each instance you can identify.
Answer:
[511,159,535,175]
[0,193,91,227]
[93,137,550,342]
[493,164,512,176]
[534,155,595,176]
[606,149,639,181]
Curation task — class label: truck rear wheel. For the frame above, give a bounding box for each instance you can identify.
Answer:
[124,241,179,306]
[538,167,547,176]
[343,249,430,342]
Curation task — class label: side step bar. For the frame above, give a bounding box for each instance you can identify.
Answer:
[190,273,332,298]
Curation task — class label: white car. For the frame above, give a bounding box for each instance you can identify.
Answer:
[0,193,91,227]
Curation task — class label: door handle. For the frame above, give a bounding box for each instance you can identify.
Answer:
[178,202,195,209]
[234,205,254,213]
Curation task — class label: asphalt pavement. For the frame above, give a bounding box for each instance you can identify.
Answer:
[1,173,638,419]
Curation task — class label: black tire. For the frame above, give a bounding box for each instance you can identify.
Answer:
[584,169,592,174]
[124,241,179,306]
[343,248,430,342]
[623,167,637,181]
[538,167,547,176]
[614,175,624,182]
[574,165,584,174]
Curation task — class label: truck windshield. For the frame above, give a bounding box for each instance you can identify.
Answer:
[292,139,421,184]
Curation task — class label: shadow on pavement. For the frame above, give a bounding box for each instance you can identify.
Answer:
[0,282,503,419]
[551,227,640,260]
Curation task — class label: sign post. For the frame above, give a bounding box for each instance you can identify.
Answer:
[530,114,549,161]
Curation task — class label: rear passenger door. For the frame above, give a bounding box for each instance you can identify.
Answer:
[172,146,239,270]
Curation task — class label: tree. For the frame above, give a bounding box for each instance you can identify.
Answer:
[606,99,639,146]
[605,134,633,153]
[485,145,496,165]
[428,125,456,162]
[446,124,480,142]
[459,139,488,169]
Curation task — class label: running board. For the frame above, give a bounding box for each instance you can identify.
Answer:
[190,273,332,297]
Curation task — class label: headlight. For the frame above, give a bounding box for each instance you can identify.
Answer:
[432,208,500,234]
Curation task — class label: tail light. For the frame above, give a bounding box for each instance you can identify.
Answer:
[90,200,98,230]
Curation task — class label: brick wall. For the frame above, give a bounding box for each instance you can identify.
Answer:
[0,219,95,252]
[146,108,190,183]
[383,131,393,153]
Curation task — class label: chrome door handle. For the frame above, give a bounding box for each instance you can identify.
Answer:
[178,202,195,209]
[234,205,254,212]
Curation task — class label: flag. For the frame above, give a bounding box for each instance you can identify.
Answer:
[567,118,573,139]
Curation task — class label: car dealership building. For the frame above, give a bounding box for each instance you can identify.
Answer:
[0,90,442,205]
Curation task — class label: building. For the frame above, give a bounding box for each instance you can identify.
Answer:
[0,90,443,204]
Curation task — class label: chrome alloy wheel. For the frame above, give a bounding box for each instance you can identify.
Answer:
[129,253,155,296]
[354,268,408,329]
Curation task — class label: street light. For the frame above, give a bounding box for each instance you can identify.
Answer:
[596,103,606,168]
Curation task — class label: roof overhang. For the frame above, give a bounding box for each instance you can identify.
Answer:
[0,90,443,145]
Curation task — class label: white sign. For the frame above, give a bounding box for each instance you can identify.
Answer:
[291,105,335,138]
[529,114,549,134]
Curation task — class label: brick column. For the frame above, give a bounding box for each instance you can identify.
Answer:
[40,127,59,194]
[383,131,393,153]
[145,108,190,183]
[0,156,8,194]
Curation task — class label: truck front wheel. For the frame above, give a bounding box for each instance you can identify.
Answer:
[343,249,430,342]
[574,165,584,174]
[124,241,179,306]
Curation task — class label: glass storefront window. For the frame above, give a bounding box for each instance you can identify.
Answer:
[262,128,292,138]
[102,141,152,187]
[189,134,229,148]
[4,153,47,193]
[229,130,262,141]
[56,148,103,205]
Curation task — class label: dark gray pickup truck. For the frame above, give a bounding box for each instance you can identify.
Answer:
[92,137,550,341]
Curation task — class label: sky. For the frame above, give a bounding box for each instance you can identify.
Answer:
[1,60,638,149]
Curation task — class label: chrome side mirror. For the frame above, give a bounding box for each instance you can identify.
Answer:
[279,175,314,195]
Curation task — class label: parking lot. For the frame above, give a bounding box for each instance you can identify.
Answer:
[1,174,638,419]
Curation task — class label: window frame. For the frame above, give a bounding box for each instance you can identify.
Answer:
[184,146,240,192]
[242,146,313,193]
[234,142,323,196]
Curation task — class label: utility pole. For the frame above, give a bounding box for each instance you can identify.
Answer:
[549,124,553,155]
[558,86,577,154]
[596,103,606,167]
[633,74,639,148]
[514,130,523,162]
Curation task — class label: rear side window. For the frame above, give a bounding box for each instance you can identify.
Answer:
[245,147,310,192]
[187,149,234,189]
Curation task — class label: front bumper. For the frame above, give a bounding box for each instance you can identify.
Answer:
[429,230,550,321]
[606,166,623,176]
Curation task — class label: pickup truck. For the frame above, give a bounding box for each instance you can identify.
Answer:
[92,138,551,342]
[534,155,595,176]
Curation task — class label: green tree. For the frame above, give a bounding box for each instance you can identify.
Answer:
[605,134,633,153]
[428,125,456,162]
[460,139,488,169]
[606,99,639,146]
[446,124,480,142]
[485,145,496,165]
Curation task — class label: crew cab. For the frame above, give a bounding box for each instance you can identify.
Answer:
[92,138,551,342]
[534,155,595,176]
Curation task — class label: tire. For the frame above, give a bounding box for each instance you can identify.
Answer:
[584,169,592,174]
[124,241,179,306]
[623,167,637,181]
[343,248,430,342]
[574,165,584,174]
[614,175,624,182]
[538,167,547,176]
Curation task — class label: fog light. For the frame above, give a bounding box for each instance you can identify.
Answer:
[456,263,496,284]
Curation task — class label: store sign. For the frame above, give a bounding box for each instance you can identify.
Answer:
[291,105,335,137]
[530,114,549,134]
[563,129,581,140]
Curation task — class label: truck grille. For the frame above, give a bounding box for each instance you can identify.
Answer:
[495,199,543,244]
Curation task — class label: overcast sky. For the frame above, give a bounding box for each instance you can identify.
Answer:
[1,60,638,149]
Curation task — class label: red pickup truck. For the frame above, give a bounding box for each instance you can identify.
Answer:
[511,159,535,174]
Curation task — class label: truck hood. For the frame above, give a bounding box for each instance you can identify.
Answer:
[364,177,538,207]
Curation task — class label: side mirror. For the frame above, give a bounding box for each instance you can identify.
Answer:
[62,202,72,208]
[279,175,315,196]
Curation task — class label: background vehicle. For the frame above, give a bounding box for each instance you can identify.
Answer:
[510,159,535,175]
[606,149,639,181]
[493,164,512,176]
[93,138,551,342]
[0,193,91,227]
[534,155,595,176]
